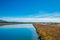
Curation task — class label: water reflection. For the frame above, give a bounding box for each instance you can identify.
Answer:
[0,24,38,40]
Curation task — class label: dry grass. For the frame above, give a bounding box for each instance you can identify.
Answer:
[33,24,60,40]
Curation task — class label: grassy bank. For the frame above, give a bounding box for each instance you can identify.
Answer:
[33,24,60,40]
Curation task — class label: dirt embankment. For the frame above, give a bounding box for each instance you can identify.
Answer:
[33,24,60,40]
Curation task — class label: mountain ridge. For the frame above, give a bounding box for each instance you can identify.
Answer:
[0,20,8,22]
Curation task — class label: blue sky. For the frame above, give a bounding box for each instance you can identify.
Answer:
[0,0,60,22]
[0,0,60,18]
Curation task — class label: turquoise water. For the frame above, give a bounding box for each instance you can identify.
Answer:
[0,24,38,40]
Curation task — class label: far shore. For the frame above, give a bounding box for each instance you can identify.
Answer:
[0,22,60,26]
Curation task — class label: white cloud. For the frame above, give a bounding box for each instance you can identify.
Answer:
[29,11,60,18]
[0,11,60,22]
[0,17,60,22]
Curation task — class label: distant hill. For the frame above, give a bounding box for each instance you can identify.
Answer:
[0,20,8,22]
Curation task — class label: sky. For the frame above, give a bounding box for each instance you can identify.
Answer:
[0,0,60,22]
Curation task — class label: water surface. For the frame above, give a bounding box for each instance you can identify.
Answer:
[0,24,38,40]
